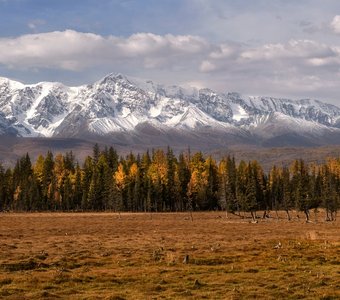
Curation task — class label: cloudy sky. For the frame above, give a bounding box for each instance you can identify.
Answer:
[1,0,340,103]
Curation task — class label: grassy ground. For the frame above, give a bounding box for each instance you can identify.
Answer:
[0,211,339,299]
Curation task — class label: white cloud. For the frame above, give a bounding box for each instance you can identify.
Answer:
[197,38,340,101]
[0,30,210,71]
[200,60,217,72]
[200,39,340,75]
[238,40,335,62]
[1,30,340,102]
[330,15,340,34]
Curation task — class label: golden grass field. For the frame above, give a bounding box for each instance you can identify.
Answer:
[0,211,339,299]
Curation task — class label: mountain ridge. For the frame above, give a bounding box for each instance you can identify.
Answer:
[1,73,340,148]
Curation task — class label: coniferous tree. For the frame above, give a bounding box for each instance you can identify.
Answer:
[3,145,340,217]
[268,165,281,218]
[12,153,33,210]
[322,165,338,221]
[61,173,73,210]
[139,151,151,211]
[107,146,119,172]
[114,163,127,212]
[81,156,93,210]
[148,150,167,211]
[291,159,312,222]
[0,163,6,211]
[244,162,259,222]
[166,147,180,211]
[42,151,54,209]
[93,143,100,165]
[187,152,207,210]
[281,166,293,220]
[64,151,75,172]
[218,156,238,216]
[236,160,247,215]
[27,173,41,211]
[73,164,83,210]
[177,152,190,211]
[204,156,219,210]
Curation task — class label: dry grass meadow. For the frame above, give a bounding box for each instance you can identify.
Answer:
[0,211,339,299]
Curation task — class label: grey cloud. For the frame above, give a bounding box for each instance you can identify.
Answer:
[200,39,339,75]
[331,15,340,34]
[0,30,210,71]
[0,30,340,103]
[198,38,340,103]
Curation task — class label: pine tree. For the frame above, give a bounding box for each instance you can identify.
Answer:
[72,164,83,210]
[60,172,72,210]
[12,153,33,210]
[42,151,54,209]
[321,165,338,221]
[218,156,237,217]
[244,163,259,222]
[187,152,207,210]
[177,152,190,211]
[0,163,6,211]
[81,156,93,210]
[93,143,100,165]
[166,147,179,211]
[236,160,247,215]
[64,151,75,172]
[291,159,312,222]
[268,165,281,218]
[148,149,167,211]
[140,151,151,211]
[203,156,219,210]
[281,166,293,220]
[27,173,41,211]
[107,146,119,172]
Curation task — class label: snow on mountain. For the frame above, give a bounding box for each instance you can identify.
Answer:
[1,73,340,146]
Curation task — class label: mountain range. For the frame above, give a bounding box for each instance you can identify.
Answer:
[1,73,340,158]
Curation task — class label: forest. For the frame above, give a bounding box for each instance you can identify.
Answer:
[0,144,339,222]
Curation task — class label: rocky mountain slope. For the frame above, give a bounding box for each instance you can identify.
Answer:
[1,73,340,147]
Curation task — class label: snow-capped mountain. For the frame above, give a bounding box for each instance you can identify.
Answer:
[1,73,340,147]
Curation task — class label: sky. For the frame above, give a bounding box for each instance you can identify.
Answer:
[1,0,340,103]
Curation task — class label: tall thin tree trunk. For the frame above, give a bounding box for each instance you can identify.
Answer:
[330,211,336,221]
[304,209,310,223]
[250,211,257,223]
[325,207,330,222]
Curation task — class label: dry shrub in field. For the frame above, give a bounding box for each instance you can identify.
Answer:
[306,230,319,240]
[152,247,164,261]
[165,252,177,265]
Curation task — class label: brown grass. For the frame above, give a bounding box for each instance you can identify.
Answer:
[0,211,339,299]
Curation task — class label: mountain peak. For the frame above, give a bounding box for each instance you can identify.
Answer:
[99,72,129,83]
[1,73,340,147]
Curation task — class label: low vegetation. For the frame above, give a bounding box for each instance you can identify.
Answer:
[0,212,339,299]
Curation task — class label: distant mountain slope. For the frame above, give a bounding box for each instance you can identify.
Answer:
[1,73,340,147]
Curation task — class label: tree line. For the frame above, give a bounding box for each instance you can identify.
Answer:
[0,144,339,221]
